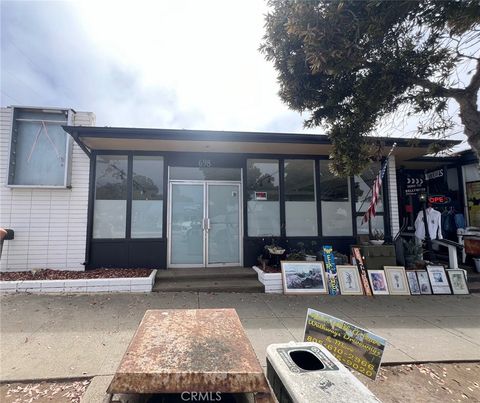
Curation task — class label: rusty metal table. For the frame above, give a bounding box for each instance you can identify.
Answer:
[108,309,274,402]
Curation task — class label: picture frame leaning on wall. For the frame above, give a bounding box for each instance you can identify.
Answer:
[337,265,364,295]
[426,265,451,295]
[384,266,410,296]
[281,261,328,295]
[447,269,469,295]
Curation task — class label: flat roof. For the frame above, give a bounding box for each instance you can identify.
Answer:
[63,125,461,163]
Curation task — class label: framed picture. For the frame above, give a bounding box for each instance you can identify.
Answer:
[337,265,364,295]
[406,271,421,295]
[416,270,432,294]
[447,269,469,295]
[426,265,451,294]
[384,266,410,295]
[367,270,390,295]
[281,261,327,294]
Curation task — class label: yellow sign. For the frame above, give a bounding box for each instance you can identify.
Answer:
[304,308,386,380]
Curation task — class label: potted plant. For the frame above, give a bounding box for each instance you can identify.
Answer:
[370,229,385,245]
[403,238,423,268]
[264,239,285,268]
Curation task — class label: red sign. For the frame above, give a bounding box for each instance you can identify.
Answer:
[428,195,451,205]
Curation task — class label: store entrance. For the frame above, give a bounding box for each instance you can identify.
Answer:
[167,165,243,268]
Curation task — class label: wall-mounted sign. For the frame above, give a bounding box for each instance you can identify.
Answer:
[304,308,386,380]
[425,168,444,181]
[405,176,426,195]
[428,195,451,205]
[255,191,267,201]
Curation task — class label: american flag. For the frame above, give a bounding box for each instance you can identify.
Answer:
[361,143,397,225]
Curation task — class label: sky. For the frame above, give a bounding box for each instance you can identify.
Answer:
[1,0,309,132]
[0,0,473,150]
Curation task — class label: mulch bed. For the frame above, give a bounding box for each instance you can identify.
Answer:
[0,268,154,282]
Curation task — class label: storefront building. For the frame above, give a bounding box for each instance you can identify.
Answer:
[62,127,459,270]
[0,106,464,271]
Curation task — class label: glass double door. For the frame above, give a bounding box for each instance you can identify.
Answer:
[168,181,241,267]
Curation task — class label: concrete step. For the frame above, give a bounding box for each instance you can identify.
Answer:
[155,267,258,281]
[153,277,264,293]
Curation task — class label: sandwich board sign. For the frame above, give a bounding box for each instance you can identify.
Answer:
[304,308,386,380]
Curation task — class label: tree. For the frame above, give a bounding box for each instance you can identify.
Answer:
[260,0,480,176]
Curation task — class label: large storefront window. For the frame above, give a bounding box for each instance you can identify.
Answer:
[131,156,164,238]
[319,161,353,236]
[247,159,280,236]
[354,162,384,235]
[284,160,318,236]
[93,155,128,238]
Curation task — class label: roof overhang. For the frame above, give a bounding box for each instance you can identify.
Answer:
[63,126,460,164]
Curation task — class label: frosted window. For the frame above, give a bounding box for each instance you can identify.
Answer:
[8,108,70,186]
[131,156,164,238]
[319,161,353,236]
[354,162,383,213]
[284,160,317,236]
[93,155,128,238]
[247,159,280,236]
[356,215,384,235]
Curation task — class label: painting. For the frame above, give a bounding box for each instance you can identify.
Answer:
[281,261,327,294]
[406,271,421,295]
[426,265,451,294]
[447,269,469,295]
[416,270,432,294]
[337,265,363,295]
[367,270,390,295]
[384,266,410,295]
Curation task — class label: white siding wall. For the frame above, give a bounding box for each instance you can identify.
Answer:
[387,155,400,238]
[0,107,95,271]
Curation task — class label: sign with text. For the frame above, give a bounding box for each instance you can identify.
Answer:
[405,176,426,195]
[304,308,386,380]
[322,245,340,295]
[428,195,451,205]
[425,168,444,181]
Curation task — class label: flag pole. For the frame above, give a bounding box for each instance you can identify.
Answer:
[357,142,397,222]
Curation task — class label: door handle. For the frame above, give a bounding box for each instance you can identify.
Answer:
[203,218,211,232]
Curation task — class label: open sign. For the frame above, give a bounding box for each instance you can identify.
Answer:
[428,195,451,205]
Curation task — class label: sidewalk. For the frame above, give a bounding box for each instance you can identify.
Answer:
[1,292,479,382]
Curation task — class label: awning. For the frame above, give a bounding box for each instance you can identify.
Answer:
[63,126,460,165]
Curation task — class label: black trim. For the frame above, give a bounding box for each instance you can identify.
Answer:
[279,159,286,238]
[84,153,96,266]
[126,154,133,238]
[315,160,322,237]
[63,125,459,150]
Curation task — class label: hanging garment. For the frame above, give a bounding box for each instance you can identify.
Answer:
[414,207,443,241]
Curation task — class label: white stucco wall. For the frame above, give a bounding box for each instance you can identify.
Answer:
[387,155,400,238]
[0,107,94,271]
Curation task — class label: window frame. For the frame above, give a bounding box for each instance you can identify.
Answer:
[6,107,74,188]
[90,151,166,241]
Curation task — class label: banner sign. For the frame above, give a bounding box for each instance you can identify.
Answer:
[322,245,340,295]
[405,176,426,195]
[425,168,444,181]
[304,309,386,380]
[352,247,372,296]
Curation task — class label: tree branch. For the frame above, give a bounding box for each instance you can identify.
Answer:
[466,58,480,93]
[415,78,465,99]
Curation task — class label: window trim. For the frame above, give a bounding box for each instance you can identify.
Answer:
[6,107,74,188]
[91,151,166,240]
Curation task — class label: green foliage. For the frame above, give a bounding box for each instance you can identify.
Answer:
[260,0,480,176]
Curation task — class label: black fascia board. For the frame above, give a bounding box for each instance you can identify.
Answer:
[62,126,460,149]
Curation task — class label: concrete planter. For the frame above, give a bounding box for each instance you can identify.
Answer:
[0,270,157,294]
[252,266,283,294]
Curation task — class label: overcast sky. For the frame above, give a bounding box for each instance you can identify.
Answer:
[0,0,472,150]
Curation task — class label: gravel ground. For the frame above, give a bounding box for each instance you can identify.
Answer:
[0,379,90,403]
[0,269,153,281]
[0,363,478,402]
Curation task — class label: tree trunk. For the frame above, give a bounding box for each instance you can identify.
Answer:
[456,90,480,159]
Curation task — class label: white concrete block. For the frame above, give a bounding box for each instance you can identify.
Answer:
[107,284,131,292]
[0,282,17,292]
[41,280,65,288]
